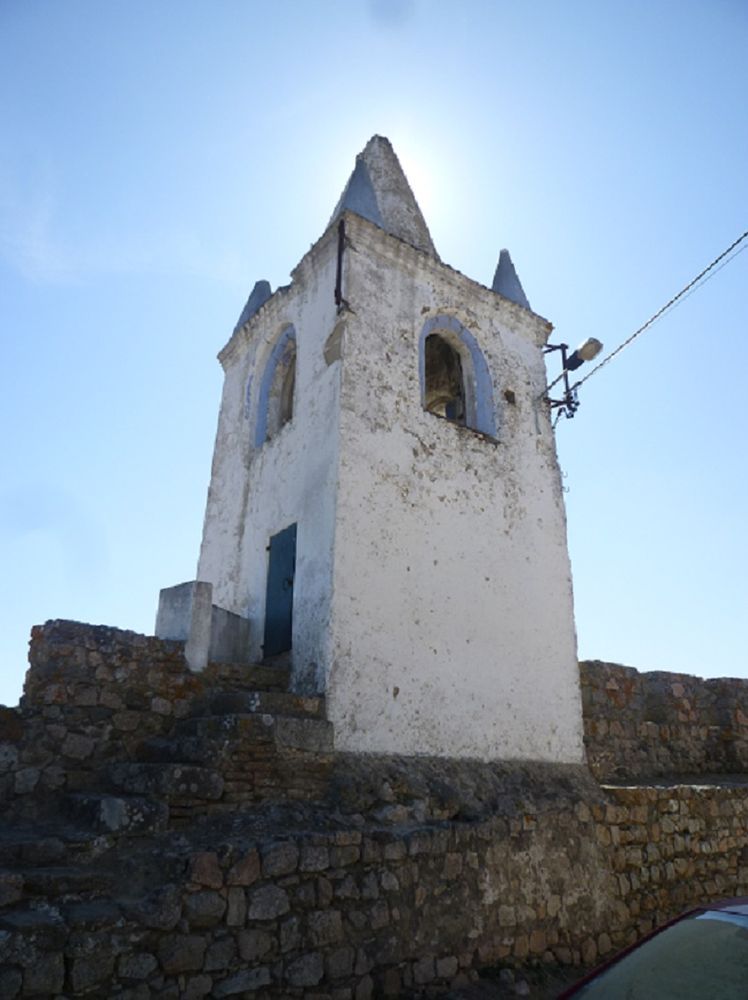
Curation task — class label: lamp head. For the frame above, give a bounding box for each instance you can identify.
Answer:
[566,337,603,371]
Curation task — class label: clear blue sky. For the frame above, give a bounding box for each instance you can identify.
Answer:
[1,0,746,707]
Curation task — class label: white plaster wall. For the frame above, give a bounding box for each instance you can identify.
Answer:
[197,231,341,691]
[326,217,584,762]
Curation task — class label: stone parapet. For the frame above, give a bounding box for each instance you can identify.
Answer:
[580,660,748,782]
[0,620,303,818]
[2,763,748,997]
[2,626,748,996]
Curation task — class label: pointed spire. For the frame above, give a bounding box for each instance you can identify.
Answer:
[329,136,438,258]
[234,279,272,332]
[492,250,531,311]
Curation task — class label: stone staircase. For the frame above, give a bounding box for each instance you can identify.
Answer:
[0,651,336,996]
[0,818,124,997]
[106,666,334,825]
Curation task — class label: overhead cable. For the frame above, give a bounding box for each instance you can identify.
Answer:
[569,229,748,392]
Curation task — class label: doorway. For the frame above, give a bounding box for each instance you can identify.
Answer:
[263,523,296,658]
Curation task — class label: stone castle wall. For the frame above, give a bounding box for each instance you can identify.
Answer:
[2,764,747,997]
[0,621,331,824]
[580,660,748,782]
[2,625,748,996]
[1,621,192,803]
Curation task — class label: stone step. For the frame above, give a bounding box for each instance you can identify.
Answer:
[62,792,169,835]
[204,661,291,692]
[0,899,129,997]
[137,734,219,765]
[5,865,115,902]
[107,762,224,802]
[0,902,68,939]
[0,833,68,868]
[138,713,334,768]
[176,713,334,753]
[199,689,325,720]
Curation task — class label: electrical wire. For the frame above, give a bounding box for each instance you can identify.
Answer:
[569,229,748,392]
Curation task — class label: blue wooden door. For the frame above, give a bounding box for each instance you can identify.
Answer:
[263,523,296,657]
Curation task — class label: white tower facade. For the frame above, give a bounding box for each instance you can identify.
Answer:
[197,137,584,763]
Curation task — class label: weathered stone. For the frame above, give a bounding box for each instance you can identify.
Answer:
[0,967,21,999]
[308,909,344,947]
[331,844,360,867]
[128,884,182,930]
[369,900,390,929]
[155,985,180,1000]
[226,887,246,926]
[183,975,213,1000]
[0,872,24,907]
[355,974,374,1000]
[189,852,223,889]
[118,985,152,1000]
[286,951,324,987]
[379,870,399,892]
[436,955,459,979]
[248,884,289,920]
[413,956,435,984]
[158,934,207,974]
[0,743,19,773]
[443,852,463,878]
[227,849,260,886]
[184,890,226,927]
[327,946,355,979]
[355,948,373,976]
[100,689,125,710]
[70,952,116,992]
[280,915,301,952]
[238,929,273,961]
[317,876,334,907]
[295,881,317,908]
[262,841,299,877]
[514,934,529,959]
[21,836,66,865]
[335,874,359,899]
[383,840,407,861]
[361,872,379,899]
[376,804,410,825]
[582,937,598,965]
[118,953,159,979]
[14,767,39,794]
[22,952,64,995]
[300,845,330,872]
[204,936,237,971]
[113,711,142,732]
[379,967,401,995]
[214,967,271,996]
[62,732,95,759]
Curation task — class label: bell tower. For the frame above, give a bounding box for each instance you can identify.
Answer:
[195,136,584,763]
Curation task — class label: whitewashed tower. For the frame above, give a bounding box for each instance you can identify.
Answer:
[196,137,584,763]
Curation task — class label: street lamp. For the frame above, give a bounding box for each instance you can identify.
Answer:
[543,338,603,419]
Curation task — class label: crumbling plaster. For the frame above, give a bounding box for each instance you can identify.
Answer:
[326,214,584,762]
[197,207,583,763]
[197,227,342,692]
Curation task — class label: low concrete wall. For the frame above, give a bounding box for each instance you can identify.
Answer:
[155,582,251,671]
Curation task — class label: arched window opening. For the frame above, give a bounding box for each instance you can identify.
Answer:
[278,356,295,427]
[423,334,466,424]
[418,315,497,438]
[255,326,297,446]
